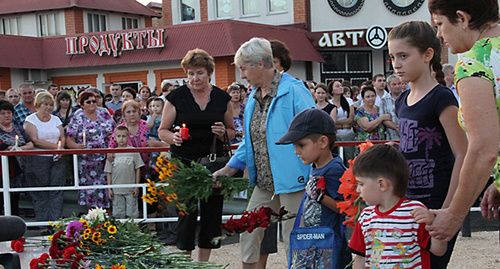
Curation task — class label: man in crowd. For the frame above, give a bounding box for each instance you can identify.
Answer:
[6,88,20,105]
[105,83,123,112]
[443,63,459,104]
[380,74,402,140]
[373,74,389,107]
[47,84,59,98]
[13,83,36,126]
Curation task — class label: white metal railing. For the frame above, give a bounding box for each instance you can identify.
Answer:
[0,142,484,234]
[0,147,241,227]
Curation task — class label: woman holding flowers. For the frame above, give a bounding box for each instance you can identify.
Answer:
[24,92,66,231]
[158,48,235,262]
[212,37,315,269]
[426,0,500,242]
[66,91,116,210]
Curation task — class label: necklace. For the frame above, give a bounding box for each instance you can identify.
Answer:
[0,122,13,131]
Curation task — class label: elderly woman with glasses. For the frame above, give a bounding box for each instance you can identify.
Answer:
[66,91,116,210]
[213,37,315,269]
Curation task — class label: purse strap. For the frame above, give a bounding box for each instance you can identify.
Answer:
[208,131,232,162]
[293,193,307,229]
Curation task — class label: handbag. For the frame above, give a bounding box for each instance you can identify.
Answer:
[197,132,232,173]
[289,194,346,269]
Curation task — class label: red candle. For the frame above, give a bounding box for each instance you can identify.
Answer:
[180,123,189,140]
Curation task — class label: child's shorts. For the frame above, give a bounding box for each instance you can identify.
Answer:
[112,193,138,219]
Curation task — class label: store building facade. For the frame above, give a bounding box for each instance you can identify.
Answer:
[309,0,458,85]
[1,0,460,92]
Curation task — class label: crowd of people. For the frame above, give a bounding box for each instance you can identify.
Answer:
[0,0,499,267]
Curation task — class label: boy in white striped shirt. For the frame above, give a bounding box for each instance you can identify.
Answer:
[348,144,447,269]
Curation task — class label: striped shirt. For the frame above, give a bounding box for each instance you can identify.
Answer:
[348,198,431,269]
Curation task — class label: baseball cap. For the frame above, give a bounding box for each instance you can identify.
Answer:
[275,108,336,145]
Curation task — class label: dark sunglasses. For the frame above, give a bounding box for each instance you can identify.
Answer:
[84,99,97,104]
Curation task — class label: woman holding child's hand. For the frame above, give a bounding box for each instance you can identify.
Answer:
[158,48,235,262]
[427,0,500,242]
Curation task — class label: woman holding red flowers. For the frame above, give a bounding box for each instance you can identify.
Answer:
[212,38,315,269]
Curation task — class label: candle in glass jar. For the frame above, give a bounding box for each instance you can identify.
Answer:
[83,132,86,147]
[14,135,18,148]
[180,124,189,140]
[57,141,61,150]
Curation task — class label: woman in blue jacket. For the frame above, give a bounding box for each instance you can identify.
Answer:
[213,37,315,269]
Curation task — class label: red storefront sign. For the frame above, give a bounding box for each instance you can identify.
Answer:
[65,29,165,57]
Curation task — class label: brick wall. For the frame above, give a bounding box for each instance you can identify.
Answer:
[64,9,84,34]
[294,0,308,26]
[145,17,153,27]
[162,0,172,25]
[441,44,449,64]
[214,57,236,88]
[200,0,208,21]
[52,74,98,87]
[103,71,148,93]
[0,68,12,90]
[154,68,186,94]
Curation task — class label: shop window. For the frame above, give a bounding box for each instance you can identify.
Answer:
[269,0,287,13]
[181,0,196,21]
[384,50,395,77]
[39,13,60,36]
[321,51,371,74]
[87,13,107,32]
[1,17,19,35]
[242,0,259,15]
[216,0,233,18]
[122,17,139,30]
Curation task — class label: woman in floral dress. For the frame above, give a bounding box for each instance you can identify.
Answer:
[66,91,116,209]
[354,87,391,141]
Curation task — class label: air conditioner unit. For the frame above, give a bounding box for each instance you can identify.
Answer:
[23,69,48,83]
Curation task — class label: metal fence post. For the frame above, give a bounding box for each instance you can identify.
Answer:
[1,155,11,216]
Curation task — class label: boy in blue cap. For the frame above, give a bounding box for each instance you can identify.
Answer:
[276,108,351,268]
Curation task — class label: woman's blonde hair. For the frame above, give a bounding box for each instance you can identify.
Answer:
[34,92,54,108]
[181,48,214,76]
[121,100,141,114]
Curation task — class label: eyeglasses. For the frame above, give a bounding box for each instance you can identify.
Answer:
[84,100,97,104]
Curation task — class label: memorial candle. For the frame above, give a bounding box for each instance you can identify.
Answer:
[180,124,189,140]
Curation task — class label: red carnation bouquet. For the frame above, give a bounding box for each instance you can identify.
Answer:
[212,206,294,244]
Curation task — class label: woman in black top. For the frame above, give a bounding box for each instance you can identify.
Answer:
[53,91,77,129]
[158,48,235,262]
[314,83,337,121]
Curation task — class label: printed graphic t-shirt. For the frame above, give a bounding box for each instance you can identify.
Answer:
[395,84,458,209]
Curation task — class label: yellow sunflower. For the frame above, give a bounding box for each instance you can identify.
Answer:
[92,232,101,243]
[104,221,110,228]
[107,225,117,234]
[84,228,91,234]
[82,233,89,240]
[80,219,89,228]
[95,264,104,269]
